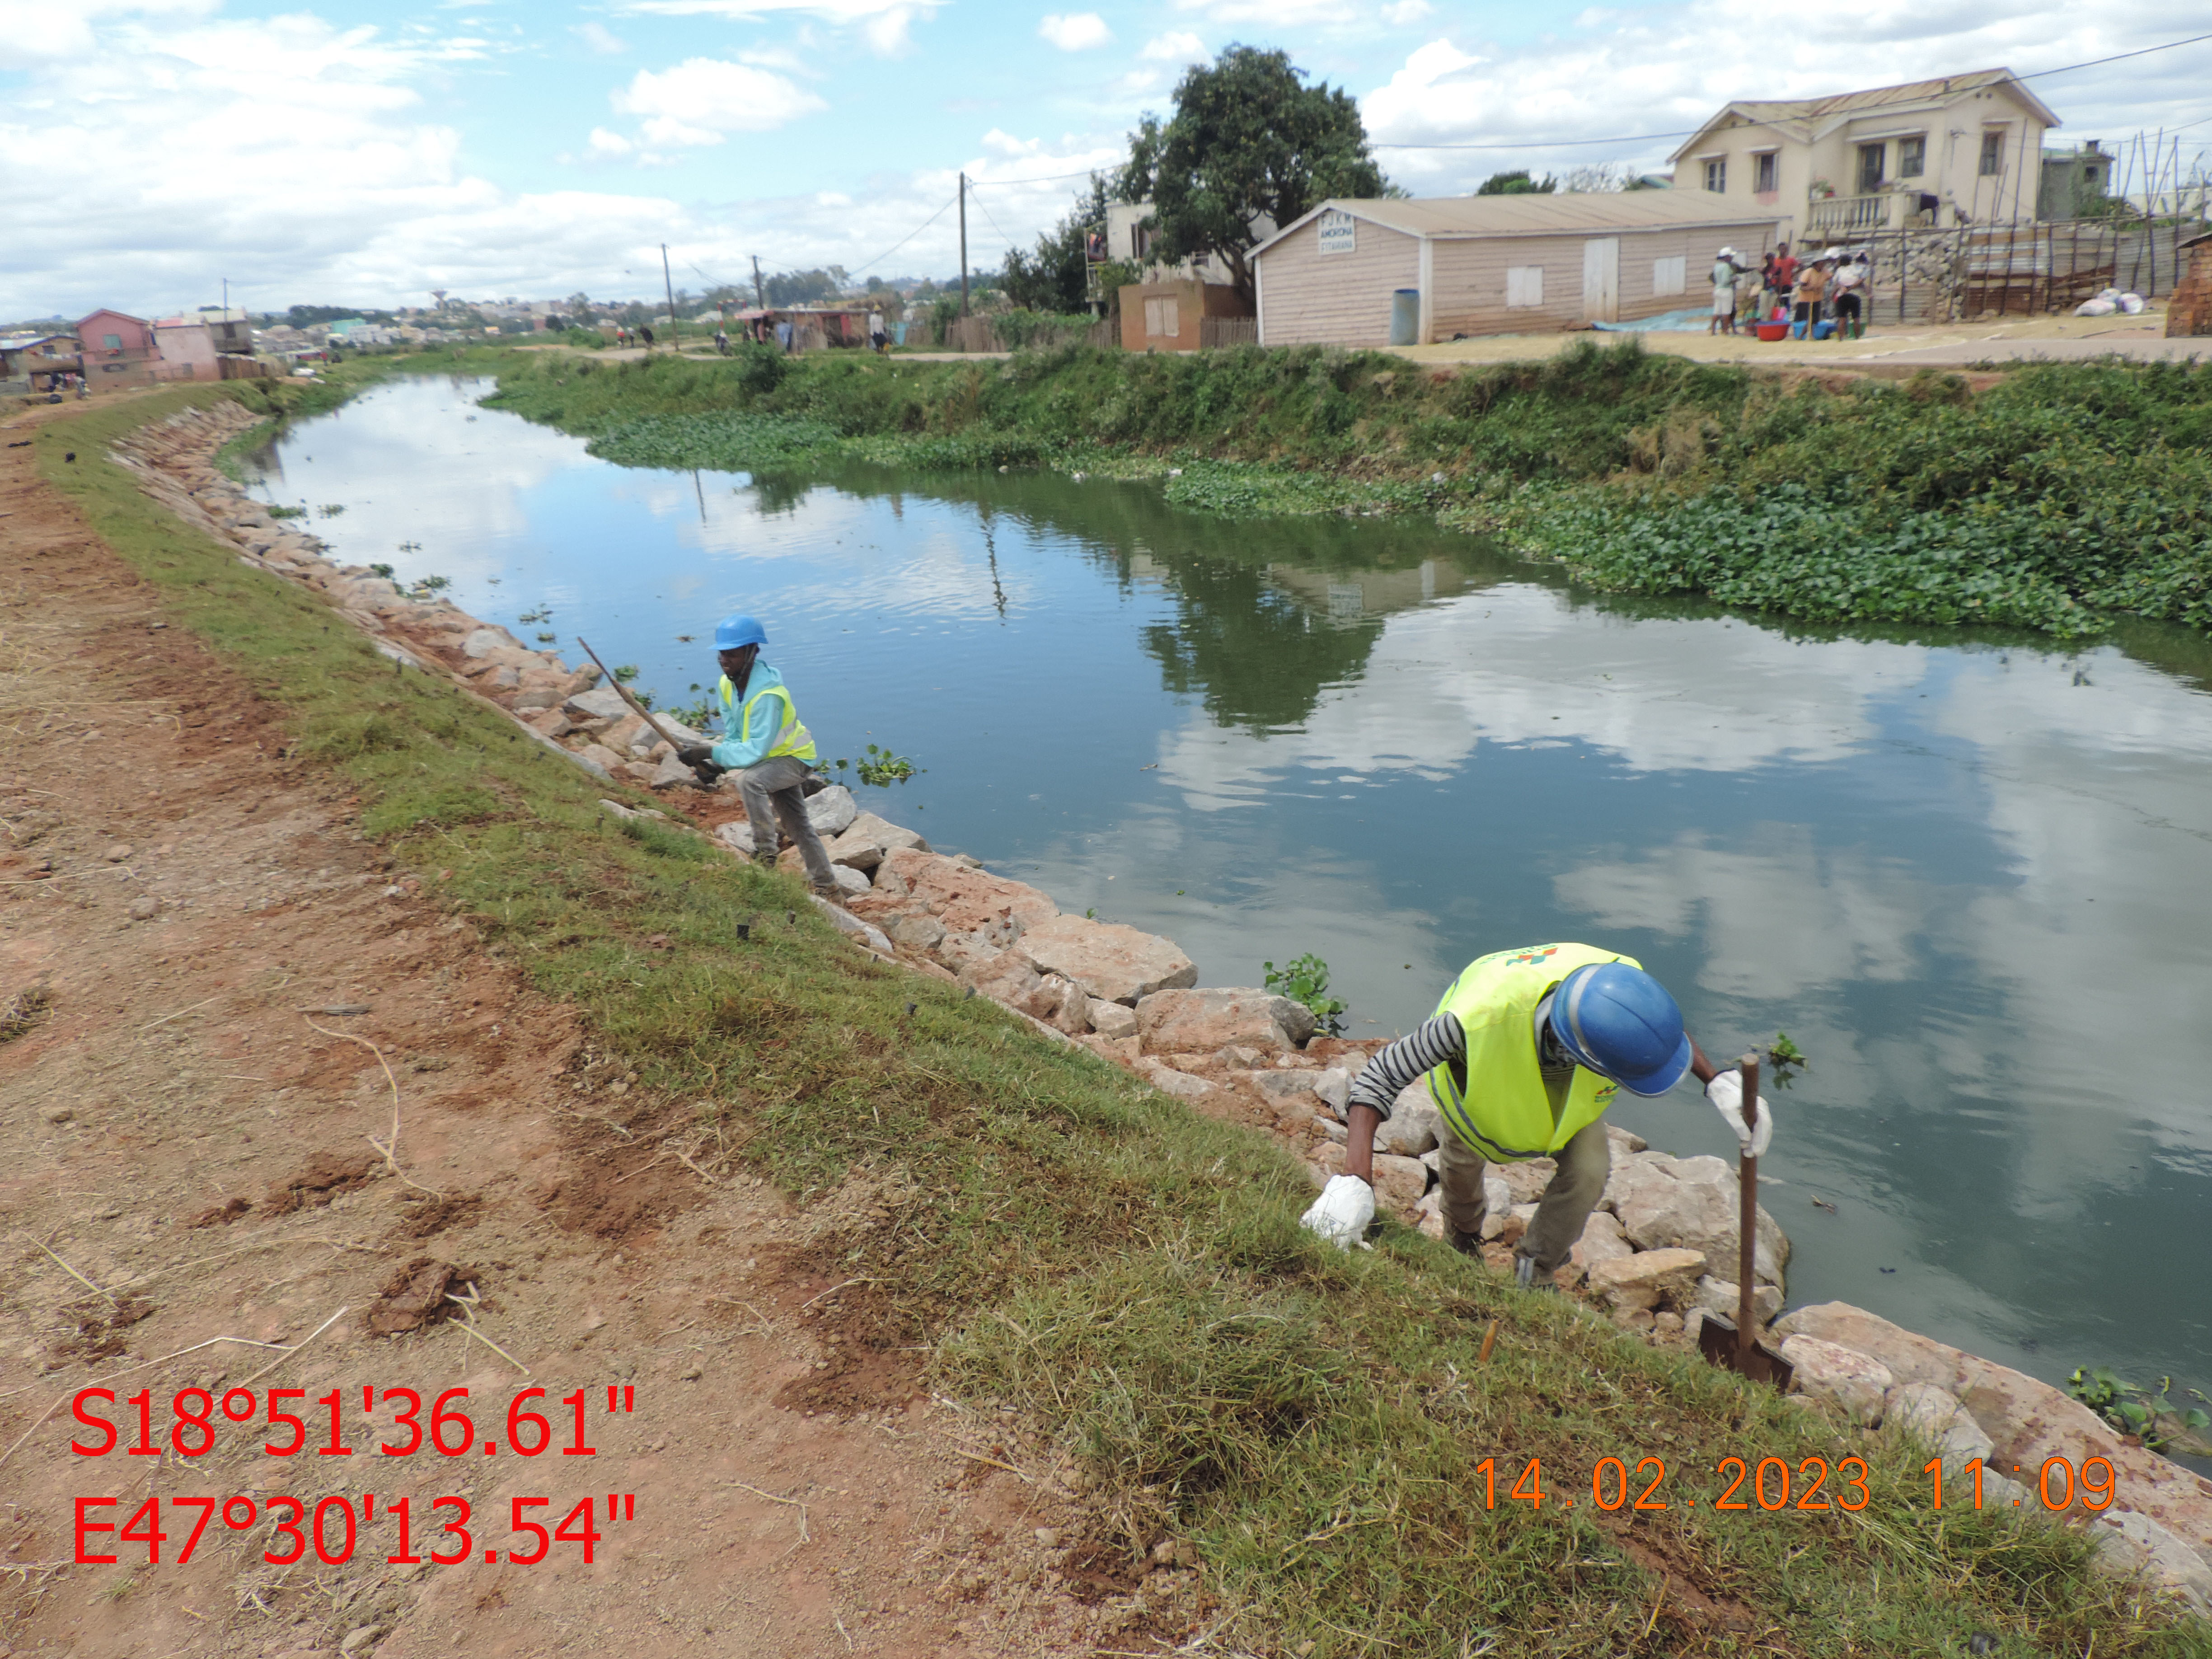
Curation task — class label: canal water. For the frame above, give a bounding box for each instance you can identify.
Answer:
[241,373,2212,1417]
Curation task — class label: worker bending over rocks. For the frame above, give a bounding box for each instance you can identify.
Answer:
[681,613,839,898]
[1303,945,1774,1284]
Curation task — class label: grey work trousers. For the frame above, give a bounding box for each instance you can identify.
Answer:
[1434,1117,1611,1273]
[736,756,836,890]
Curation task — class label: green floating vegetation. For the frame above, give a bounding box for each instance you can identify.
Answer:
[477,340,2212,642]
[1263,952,1347,1034]
[37,381,2211,1656]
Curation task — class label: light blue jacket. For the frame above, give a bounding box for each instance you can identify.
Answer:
[711,662,807,772]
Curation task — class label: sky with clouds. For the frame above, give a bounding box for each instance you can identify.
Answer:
[1,0,2206,318]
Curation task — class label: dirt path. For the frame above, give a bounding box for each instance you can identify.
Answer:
[0,401,1112,1659]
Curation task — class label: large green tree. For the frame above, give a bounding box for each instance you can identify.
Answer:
[1117,45,1389,310]
[1001,174,1112,314]
[1476,169,1556,195]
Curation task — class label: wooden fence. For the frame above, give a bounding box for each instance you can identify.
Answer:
[1837,216,2207,324]
[926,310,1246,352]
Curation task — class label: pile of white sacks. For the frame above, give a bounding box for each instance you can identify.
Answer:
[122,395,2212,1621]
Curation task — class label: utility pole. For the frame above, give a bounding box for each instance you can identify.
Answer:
[958,173,970,317]
[751,255,765,310]
[661,243,679,351]
[221,276,228,315]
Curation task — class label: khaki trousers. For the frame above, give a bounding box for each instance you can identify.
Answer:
[1435,1118,1611,1273]
[736,756,835,890]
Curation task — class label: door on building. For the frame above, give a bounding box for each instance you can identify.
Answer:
[1581,238,1619,323]
[1857,143,1886,194]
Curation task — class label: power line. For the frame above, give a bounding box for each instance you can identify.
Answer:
[845,195,960,279]
[1371,30,2212,152]
[961,182,1016,251]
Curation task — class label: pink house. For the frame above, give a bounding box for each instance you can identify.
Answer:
[79,309,155,361]
[76,308,165,385]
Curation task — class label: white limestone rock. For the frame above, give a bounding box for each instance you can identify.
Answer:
[1778,1336,1893,1426]
[804,785,859,838]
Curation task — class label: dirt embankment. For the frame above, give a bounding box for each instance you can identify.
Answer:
[0,399,1164,1656]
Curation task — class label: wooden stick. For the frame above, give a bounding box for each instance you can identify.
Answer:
[1477,1318,1500,1365]
[576,636,690,750]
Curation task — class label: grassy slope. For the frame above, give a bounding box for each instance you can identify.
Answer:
[474,340,2212,642]
[33,384,2211,1657]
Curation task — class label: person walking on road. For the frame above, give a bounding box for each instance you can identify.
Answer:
[1301,944,1775,1283]
[680,614,839,898]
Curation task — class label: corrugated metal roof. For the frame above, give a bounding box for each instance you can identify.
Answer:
[1255,191,1780,258]
[1727,68,2013,123]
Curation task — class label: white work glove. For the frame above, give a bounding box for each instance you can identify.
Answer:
[1705,1071,1774,1159]
[1300,1175,1375,1251]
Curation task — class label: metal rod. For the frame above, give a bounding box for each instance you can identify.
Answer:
[1737,1052,1760,1365]
[661,243,680,351]
[958,173,970,319]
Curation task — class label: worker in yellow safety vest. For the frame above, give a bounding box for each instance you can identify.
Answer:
[1301,945,1774,1285]
[680,613,838,897]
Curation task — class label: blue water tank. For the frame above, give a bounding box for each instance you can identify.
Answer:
[1390,289,1420,347]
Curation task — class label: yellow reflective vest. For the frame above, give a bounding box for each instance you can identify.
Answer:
[1425,943,1636,1162]
[716,669,816,765]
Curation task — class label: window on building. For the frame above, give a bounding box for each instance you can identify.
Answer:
[1505,266,1545,308]
[1979,132,2005,176]
[1702,158,1726,193]
[103,334,122,350]
[1651,255,1686,296]
[1898,135,1926,178]
[1856,143,1886,194]
[1143,296,1180,337]
[1753,152,1778,193]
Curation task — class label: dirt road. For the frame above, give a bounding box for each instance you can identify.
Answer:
[0,400,1113,1658]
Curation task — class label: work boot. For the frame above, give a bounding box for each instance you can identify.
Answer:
[1447,1227,1482,1259]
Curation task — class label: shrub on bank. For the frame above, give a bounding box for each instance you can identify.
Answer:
[477,342,2212,640]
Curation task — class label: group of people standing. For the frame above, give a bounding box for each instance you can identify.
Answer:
[1709,243,1871,339]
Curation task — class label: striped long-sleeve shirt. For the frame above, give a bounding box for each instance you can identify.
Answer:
[1347,1003,1577,1122]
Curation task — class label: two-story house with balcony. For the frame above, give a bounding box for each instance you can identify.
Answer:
[1667,70,2060,243]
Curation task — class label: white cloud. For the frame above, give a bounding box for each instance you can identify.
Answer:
[1169,0,1372,25]
[1380,0,1430,19]
[1038,11,1111,50]
[1359,16,2212,188]
[573,20,627,53]
[0,0,214,67]
[983,127,1041,156]
[862,3,923,55]
[587,126,636,156]
[619,0,944,54]
[610,57,827,147]
[1139,29,1204,61]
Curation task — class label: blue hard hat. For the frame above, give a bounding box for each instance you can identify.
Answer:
[714,613,768,650]
[1547,962,1692,1097]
